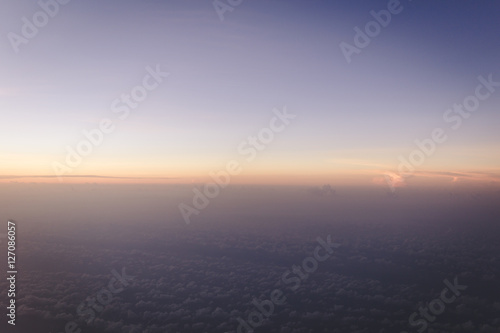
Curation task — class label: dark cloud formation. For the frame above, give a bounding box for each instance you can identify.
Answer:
[0,184,499,333]
[308,185,336,197]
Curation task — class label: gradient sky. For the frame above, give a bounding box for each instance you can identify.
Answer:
[1,0,499,187]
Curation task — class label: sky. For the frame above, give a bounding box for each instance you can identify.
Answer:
[1,0,499,188]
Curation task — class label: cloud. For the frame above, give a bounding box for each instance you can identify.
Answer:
[308,184,336,197]
[372,172,407,188]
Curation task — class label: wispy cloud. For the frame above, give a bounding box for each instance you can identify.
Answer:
[413,170,500,182]
[373,169,500,188]
[0,175,178,180]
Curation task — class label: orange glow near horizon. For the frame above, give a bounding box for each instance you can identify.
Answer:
[1,167,499,189]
